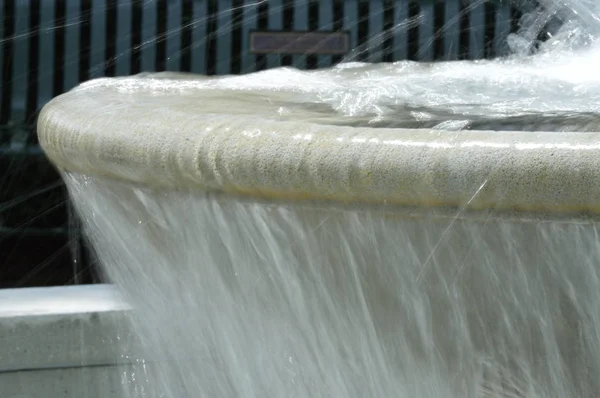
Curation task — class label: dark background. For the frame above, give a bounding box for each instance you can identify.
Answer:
[0,0,550,288]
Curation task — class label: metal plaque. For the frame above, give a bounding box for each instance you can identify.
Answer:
[250,31,350,55]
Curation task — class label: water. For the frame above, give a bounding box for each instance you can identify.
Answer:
[64,174,600,398]
[62,45,600,136]
[43,0,600,397]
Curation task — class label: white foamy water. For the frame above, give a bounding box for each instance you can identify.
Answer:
[65,174,600,398]
[81,40,600,133]
[53,1,600,397]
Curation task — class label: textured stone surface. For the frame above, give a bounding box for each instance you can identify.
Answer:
[37,73,600,216]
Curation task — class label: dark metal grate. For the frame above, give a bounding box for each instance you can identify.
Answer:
[0,0,526,132]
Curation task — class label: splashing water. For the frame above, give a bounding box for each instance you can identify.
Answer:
[65,174,600,398]
[51,1,600,397]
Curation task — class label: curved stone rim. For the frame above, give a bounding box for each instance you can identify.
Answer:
[37,76,600,216]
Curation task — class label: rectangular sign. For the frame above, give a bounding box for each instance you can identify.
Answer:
[250,31,350,55]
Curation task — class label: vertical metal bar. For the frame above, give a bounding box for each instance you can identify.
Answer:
[292,0,308,69]
[417,1,434,61]
[37,1,55,108]
[89,0,107,78]
[165,0,183,71]
[493,0,511,57]
[343,0,358,62]
[11,0,29,124]
[367,0,384,63]
[191,0,208,74]
[140,0,157,72]
[468,0,485,60]
[443,0,460,60]
[63,0,81,90]
[392,0,408,62]
[24,0,40,126]
[115,0,132,75]
[0,0,3,114]
[317,0,333,68]
[240,0,257,73]
[215,0,233,74]
[266,0,283,69]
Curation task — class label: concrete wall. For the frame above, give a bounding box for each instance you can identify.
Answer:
[0,285,136,397]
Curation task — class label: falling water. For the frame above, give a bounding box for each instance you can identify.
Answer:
[51,1,600,397]
[64,174,600,398]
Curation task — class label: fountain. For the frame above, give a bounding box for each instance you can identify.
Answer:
[11,0,600,396]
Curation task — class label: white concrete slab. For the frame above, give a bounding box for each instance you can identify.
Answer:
[0,285,137,373]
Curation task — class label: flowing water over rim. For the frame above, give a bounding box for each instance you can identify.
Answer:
[84,39,600,134]
[84,47,600,133]
[66,173,600,398]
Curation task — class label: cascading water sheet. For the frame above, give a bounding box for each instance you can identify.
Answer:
[62,172,600,398]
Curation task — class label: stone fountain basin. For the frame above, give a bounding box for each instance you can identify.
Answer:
[30,71,600,397]
[37,72,600,216]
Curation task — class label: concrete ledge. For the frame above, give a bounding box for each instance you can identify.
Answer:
[38,71,600,216]
[0,285,134,373]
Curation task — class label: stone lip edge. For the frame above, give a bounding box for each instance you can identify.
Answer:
[37,89,600,216]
